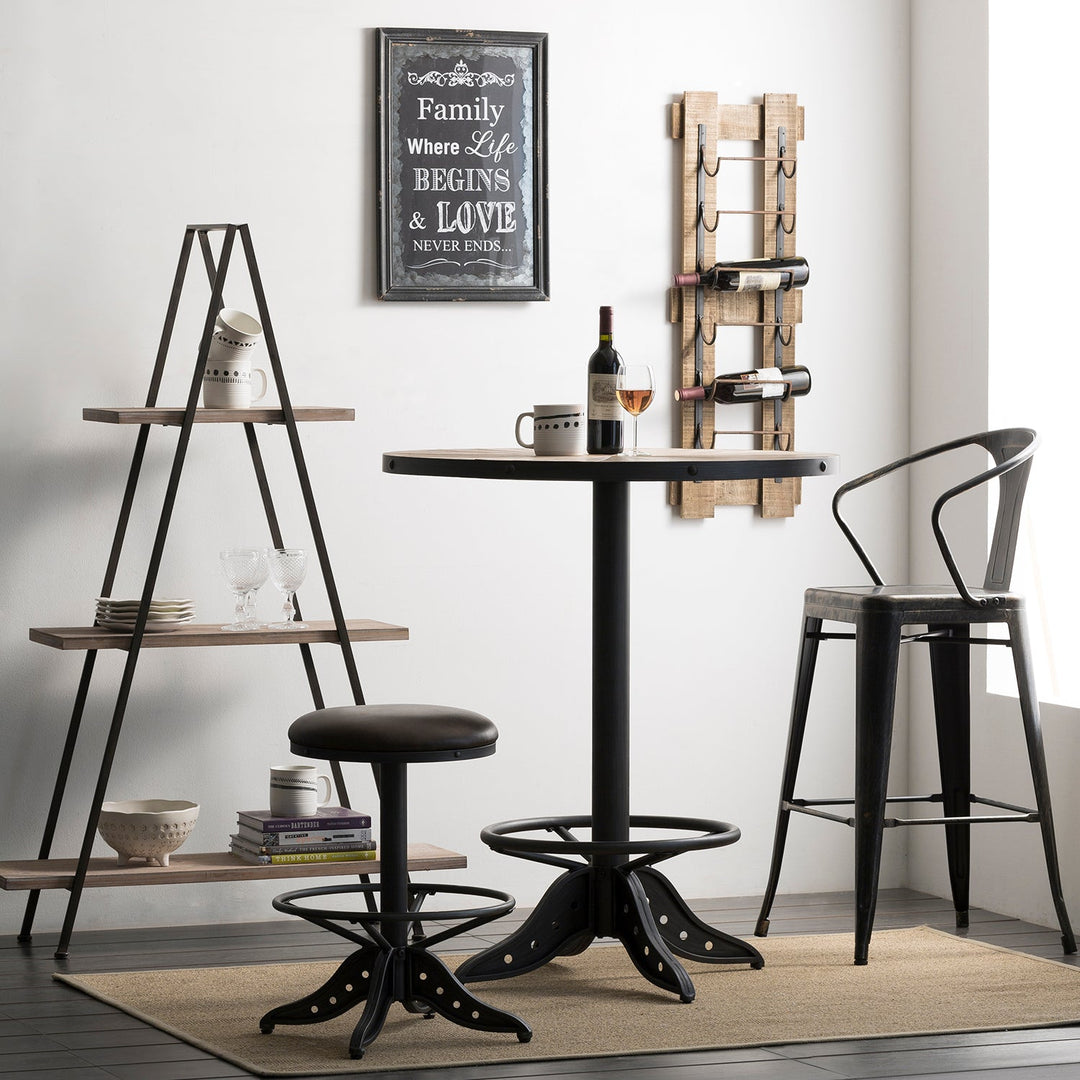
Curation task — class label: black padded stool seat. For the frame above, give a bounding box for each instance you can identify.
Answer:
[289,703,498,763]
[260,703,531,1059]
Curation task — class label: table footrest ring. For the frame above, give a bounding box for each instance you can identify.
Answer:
[479,814,741,859]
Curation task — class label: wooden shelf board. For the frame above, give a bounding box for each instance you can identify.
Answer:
[83,407,355,425]
[0,843,464,891]
[29,618,409,651]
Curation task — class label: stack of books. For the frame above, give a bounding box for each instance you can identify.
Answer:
[229,806,376,865]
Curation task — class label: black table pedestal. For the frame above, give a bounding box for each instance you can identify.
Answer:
[456,482,763,1001]
[455,853,763,1002]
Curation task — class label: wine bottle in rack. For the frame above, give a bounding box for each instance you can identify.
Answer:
[673,256,809,292]
[674,365,811,404]
[586,305,624,454]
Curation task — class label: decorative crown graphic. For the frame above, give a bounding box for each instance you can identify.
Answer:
[408,59,515,88]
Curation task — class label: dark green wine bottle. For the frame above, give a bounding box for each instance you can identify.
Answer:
[586,306,624,454]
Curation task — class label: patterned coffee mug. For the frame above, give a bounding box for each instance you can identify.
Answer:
[202,357,268,408]
[269,764,332,818]
[202,309,268,408]
[515,404,587,456]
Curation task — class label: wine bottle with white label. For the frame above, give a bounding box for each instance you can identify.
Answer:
[673,256,809,293]
[674,365,811,404]
[586,305,624,454]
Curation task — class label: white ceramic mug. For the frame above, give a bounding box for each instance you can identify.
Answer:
[202,309,268,408]
[515,404,587,456]
[269,764,333,818]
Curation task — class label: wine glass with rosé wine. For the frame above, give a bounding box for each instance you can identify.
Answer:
[615,364,655,456]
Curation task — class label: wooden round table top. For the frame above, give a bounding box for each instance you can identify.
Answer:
[383,447,839,483]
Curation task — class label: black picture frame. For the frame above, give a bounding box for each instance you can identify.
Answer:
[377,27,549,302]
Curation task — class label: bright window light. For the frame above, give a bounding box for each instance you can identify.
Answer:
[988,2,1078,704]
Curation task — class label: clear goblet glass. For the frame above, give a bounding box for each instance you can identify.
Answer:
[220,548,268,631]
[267,547,308,630]
[615,363,655,456]
[242,549,269,629]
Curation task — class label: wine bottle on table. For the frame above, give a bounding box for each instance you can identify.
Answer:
[674,365,811,403]
[673,256,809,292]
[587,305,624,454]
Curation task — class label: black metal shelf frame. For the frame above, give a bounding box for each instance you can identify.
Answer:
[20,224,369,958]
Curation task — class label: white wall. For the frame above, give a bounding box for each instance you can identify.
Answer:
[908,0,1080,930]
[0,0,911,936]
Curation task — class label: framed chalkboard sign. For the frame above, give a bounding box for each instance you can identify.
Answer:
[377,27,549,301]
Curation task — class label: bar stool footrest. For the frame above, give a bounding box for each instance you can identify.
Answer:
[479,813,741,867]
[271,882,515,950]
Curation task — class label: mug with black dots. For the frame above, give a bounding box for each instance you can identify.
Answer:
[515,404,587,456]
[202,309,268,408]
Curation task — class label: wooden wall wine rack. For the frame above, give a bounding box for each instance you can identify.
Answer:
[668,91,805,519]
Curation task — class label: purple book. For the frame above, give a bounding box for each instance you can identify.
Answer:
[236,806,372,833]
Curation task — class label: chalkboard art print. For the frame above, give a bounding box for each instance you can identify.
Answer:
[377,28,549,301]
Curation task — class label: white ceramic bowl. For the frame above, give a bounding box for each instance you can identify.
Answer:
[97,799,200,867]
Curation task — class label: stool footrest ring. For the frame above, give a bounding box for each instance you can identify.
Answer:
[272,881,514,926]
[271,882,515,952]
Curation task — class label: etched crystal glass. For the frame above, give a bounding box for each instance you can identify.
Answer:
[267,547,308,630]
[220,548,268,631]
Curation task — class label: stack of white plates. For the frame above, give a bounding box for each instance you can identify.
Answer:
[95,597,196,632]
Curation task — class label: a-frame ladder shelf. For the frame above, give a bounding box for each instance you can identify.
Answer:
[13,223,414,959]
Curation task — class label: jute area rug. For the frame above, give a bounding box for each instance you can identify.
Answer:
[55,927,1080,1077]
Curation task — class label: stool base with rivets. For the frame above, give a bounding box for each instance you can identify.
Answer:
[258,704,532,1059]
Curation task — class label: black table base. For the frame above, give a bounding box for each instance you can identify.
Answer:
[455,814,764,1002]
[381,456,838,1003]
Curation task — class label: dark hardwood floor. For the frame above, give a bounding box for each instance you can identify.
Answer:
[2,888,1079,1080]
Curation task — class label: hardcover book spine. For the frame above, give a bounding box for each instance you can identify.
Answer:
[236,810,372,832]
[237,827,373,847]
[230,835,376,856]
[229,844,379,865]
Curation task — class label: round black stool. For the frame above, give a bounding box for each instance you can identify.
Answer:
[259,704,532,1059]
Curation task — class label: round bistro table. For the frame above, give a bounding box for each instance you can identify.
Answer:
[382,447,839,1002]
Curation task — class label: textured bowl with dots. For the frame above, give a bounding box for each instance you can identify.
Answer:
[97,799,200,867]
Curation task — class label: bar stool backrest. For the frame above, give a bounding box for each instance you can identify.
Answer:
[831,427,1038,608]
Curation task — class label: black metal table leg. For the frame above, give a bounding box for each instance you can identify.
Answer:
[460,480,759,1000]
[613,867,696,1002]
[592,481,631,880]
[456,867,593,982]
[634,866,763,967]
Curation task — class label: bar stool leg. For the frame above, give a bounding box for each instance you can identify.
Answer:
[928,622,971,928]
[853,612,901,966]
[1009,610,1077,954]
[379,763,409,951]
[756,614,822,937]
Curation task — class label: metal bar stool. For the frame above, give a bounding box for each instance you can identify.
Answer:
[754,428,1076,965]
[258,704,532,1059]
